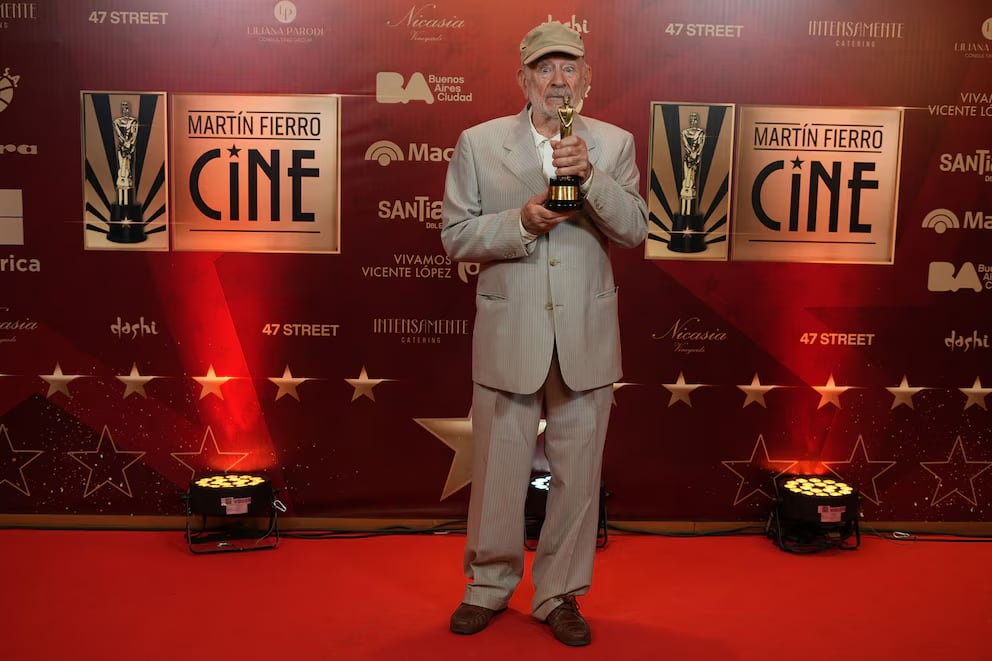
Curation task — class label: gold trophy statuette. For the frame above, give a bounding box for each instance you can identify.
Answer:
[544,95,583,211]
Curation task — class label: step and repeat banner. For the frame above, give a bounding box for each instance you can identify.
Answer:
[1,0,990,521]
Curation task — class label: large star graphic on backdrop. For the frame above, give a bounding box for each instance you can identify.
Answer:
[116,363,160,399]
[345,366,393,402]
[823,435,896,505]
[960,377,992,411]
[813,374,850,409]
[40,363,85,398]
[663,372,703,407]
[68,426,146,497]
[721,435,797,505]
[920,436,992,507]
[737,373,779,408]
[193,365,232,400]
[886,375,925,410]
[415,411,474,500]
[171,427,249,479]
[0,424,44,496]
[268,364,310,401]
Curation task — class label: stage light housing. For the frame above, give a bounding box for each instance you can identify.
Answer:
[768,475,861,553]
[184,473,282,554]
[524,471,609,550]
[188,474,272,516]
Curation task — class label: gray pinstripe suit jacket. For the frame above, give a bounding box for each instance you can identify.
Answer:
[441,105,648,395]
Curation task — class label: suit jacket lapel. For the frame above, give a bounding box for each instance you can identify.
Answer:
[503,107,552,196]
[502,106,601,196]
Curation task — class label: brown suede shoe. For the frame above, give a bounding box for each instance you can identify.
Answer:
[545,595,591,646]
[450,603,503,635]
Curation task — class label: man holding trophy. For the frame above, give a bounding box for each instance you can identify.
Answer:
[441,21,647,647]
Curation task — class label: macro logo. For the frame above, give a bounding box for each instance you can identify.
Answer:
[928,262,983,293]
[365,140,404,166]
[365,139,453,166]
[922,208,992,234]
[922,208,959,234]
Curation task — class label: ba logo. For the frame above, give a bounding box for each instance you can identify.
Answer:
[928,262,982,292]
[376,72,434,104]
[365,140,404,166]
[922,208,959,234]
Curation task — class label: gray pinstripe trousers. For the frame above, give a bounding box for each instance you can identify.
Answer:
[462,353,612,620]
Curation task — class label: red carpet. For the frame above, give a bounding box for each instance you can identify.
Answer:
[2,529,989,660]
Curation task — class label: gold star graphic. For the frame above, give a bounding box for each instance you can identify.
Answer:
[193,364,232,400]
[345,366,393,402]
[721,435,797,505]
[823,435,896,505]
[663,372,702,407]
[960,377,991,411]
[813,374,849,409]
[920,436,992,507]
[737,373,779,408]
[68,426,146,498]
[269,364,310,401]
[415,412,473,500]
[0,424,44,497]
[40,363,85,398]
[171,426,249,480]
[886,375,925,410]
[116,363,159,399]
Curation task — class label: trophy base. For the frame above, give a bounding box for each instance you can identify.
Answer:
[545,176,583,211]
[667,214,706,253]
[108,203,147,244]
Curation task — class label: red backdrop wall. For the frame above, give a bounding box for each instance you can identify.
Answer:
[1,0,990,522]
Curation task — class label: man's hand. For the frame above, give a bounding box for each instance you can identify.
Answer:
[550,135,591,181]
[521,190,574,235]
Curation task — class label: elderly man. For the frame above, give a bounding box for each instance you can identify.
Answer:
[441,21,648,647]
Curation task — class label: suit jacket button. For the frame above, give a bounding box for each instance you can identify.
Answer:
[550,258,560,266]
[545,303,554,311]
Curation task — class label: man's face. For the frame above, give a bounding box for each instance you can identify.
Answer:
[518,54,591,123]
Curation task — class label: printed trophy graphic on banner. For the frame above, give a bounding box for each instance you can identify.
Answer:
[671,112,706,253]
[108,101,145,243]
[645,102,734,261]
[81,91,169,251]
[544,96,583,210]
